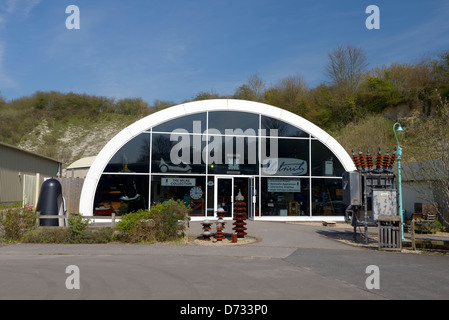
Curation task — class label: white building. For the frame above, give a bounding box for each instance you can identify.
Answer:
[79,100,356,221]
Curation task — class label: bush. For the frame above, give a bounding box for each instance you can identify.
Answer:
[23,227,69,243]
[0,207,36,241]
[115,199,189,243]
[67,213,90,242]
[22,213,114,244]
[23,226,114,244]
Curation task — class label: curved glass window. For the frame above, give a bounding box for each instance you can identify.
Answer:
[261,138,309,176]
[94,174,149,216]
[152,113,207,133]
[104,133,150,173]
[206,135,259,175]
[151,175,206,216]
[208,111,259,135]
[261,177,309,216]
[312,178,344,216]
[261,116,309,138]
[311,140,344,177]
[151,133,206,174]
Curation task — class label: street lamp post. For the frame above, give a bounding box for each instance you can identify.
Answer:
[393,122,405,241]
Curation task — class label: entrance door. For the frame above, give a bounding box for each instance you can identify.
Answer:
[214,176,257,219]
[215,177,234,218]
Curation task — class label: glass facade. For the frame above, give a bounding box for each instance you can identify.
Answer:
[93,110,345,218]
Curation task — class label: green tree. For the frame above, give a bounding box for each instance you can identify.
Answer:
[264,74,309,117]
[358,77,404,113]
[432,49,449,98]
[233,73,266,102]
[115,98,150,116]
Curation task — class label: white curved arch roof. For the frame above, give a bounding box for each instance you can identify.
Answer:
[79,99,355,215]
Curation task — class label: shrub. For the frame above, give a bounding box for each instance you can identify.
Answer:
[23,227,69,243]
[67,213,90,242]
[23,213,113,244]
[115,199,189,243]
[0,207,36,241]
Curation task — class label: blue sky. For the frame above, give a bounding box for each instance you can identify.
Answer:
[1,0,449,104]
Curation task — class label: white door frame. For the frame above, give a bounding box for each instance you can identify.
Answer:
[214,176,234,219]
[214,175,257,220]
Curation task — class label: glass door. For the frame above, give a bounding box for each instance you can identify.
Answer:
[214,176,258,219]
[214,176,234,218]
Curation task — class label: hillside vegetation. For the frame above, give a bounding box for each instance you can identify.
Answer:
[1,45,448,167]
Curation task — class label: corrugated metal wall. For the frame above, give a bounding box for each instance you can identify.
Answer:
[0,143,60,204]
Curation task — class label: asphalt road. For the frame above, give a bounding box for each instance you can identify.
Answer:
[0,221,448,302]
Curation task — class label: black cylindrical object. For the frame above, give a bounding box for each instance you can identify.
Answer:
[36,179,64,227]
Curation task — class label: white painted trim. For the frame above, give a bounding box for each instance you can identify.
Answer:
[79,99,356,218]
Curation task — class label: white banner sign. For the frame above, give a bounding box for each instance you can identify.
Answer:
[267,179,301,192]
[262,158,307,176]
[161,178,196,187]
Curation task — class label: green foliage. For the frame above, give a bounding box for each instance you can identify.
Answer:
[0,207,36,241]
[432,49,449,98]
[23,227,69,243]
[23,226,114,244]
[114,199,189,243]
[0,91,150,147]
[332,113,396,156]
[67,213,90,240]
[1,47,449,175]
[359,77,405,113]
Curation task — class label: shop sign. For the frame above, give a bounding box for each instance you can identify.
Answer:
[267,179,301,192]
[161,177,196,187]
[262,158,307,176]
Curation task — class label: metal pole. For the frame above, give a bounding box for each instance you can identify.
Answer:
[393,123,406,241]
[397,146,405,241]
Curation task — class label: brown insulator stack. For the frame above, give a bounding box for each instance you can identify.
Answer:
[388,148,397,170]
[358,149,366,170]
[382,149,390,170]
[366,150,373,171]
[233,191,247,239]
[375,147,383,172]
[215,217,225,242]
[201,220,212,241]
[352,149,361,170]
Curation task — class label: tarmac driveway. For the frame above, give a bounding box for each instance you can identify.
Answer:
[0,221,447,301]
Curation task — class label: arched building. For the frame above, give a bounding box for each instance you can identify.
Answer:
[79,99,355,221]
